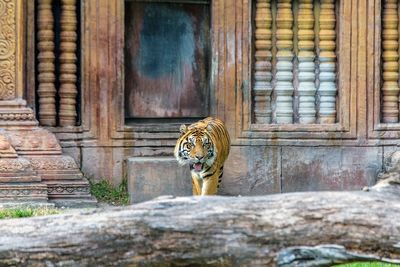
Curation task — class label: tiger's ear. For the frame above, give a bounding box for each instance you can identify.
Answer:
[179,124,188,136]
[206,124,213,132]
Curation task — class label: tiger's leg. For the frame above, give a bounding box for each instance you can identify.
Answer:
[191,173,202,195]
[201,175,219,195]
[201,165,224,195]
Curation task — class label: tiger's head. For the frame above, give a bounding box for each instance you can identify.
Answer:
[174,124,217,173]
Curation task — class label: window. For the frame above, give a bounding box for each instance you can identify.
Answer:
[252,0,339,124]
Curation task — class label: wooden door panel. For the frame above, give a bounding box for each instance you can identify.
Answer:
[124,2,210,119]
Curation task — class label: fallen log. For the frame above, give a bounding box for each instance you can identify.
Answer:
[0,180,399,267]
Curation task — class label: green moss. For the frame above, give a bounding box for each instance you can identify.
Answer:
[336,262,400,267]
[0,207,61,219]
[89,178,129,206]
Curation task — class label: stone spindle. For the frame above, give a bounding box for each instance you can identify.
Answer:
[253,0,273,124]
[297,0,316,124]
[37,0,56,126]
[318,0,337,123]
[275,0,294,124]
[382,0,399,123]
[59,0,78,126]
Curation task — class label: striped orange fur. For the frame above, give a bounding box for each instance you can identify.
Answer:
[174,117,230,195]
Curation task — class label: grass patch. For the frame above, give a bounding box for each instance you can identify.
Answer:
[336,262,400,267]
[89,178,129,206]
[0,207,61,219]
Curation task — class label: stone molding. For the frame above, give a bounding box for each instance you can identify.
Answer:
[28,156,78,171]
[5,129,62,153]
[0,184,48,201]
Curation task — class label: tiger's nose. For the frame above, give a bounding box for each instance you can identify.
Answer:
[195,155,203,160]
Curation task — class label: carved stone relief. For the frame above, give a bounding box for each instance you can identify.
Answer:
[0,133,17,157]
[5,129,62,153]
[0,0,16,100]
[29,156,78,171]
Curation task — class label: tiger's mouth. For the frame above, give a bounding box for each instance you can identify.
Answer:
[191,162,203,172]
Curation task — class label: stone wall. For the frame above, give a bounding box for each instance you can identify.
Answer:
[19,0,400,202]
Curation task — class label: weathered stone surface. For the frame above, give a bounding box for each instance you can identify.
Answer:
[81,147,114,180]
[111,148,125,184]
[81,146,175,183]
[127,157,191,203]
[62,146,81,168]
[282,147,382,192]
[220,146,281,195]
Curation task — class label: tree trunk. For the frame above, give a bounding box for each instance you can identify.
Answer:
[0,183,399,267]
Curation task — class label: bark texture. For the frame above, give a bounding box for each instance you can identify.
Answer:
[0,184,399,266]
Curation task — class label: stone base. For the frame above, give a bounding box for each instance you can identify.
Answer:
[127,157,191,203]
[0,0,94,208]
[0,201,54,209]
[0,155,48,203]
[0,183,48,202]
[50,198,98,208]
[46,179,92,199]
[26,155,95,206]
[0,113,96,207]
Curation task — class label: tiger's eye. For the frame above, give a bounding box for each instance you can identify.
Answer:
[185,143,192,149]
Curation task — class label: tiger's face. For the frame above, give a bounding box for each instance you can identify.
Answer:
[175,126,216,173]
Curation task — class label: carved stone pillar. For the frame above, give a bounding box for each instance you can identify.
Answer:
[37,0,56,126]
[318,0,337,123]
[0,0,95,206]
[253,0,273,124]
[59,0,78,126]
[275,0,294,124]
[297,0,316,124]
[382,0,399,123]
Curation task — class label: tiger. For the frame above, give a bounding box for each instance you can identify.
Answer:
[174,117,230,196]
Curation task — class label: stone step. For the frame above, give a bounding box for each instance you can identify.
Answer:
[127,157,191,203]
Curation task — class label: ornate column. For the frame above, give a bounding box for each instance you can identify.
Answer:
[0,0,94,206]
[297,0,316,124]
[0,0,47,203]
[253,0,273,124]
[382,0,399,123]
[318,0,337,123]
[37,0,56,126]
[275,0,294,124]
[59,0,78,126]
